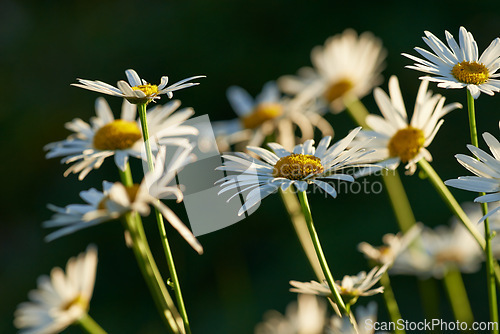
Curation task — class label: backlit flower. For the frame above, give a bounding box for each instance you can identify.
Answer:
[354,75,461,175]
[72,69,204,104]
[45,97,197,180]
[403,27,500,99]
[216,128,381,216]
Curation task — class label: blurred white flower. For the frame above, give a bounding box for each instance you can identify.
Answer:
[255,294,328,334]
[44,146,203,254]
[279,29,386,113]
[72,69,204,104]
[45,98,197,180]
[391,222,483,278]
[403,26,500,99]
[354,75,461,175]
[14,245,98,334]
[213,81,333,151]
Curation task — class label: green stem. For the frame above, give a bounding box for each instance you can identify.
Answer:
[77,314,107,334]
[417,159,500,286]
[466,90,498,333]
[119,166,182,333]
[296,190,348,315]
[380,272,406,334]
[138,103,192,334]
[442,267,474,325]
[279,188,325,281]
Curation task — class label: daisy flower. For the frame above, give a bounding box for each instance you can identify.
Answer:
[72,69,205,104]
[45,97,197,180]
[254,294,328,334]
[390,223,483,278]
[445,131,500,222]
[14,245,98,334]
[213,81,333,151]
[354,75,461,175]
[216,128,382,216]
[289,265,388,305]
[358,223,422,267]
[403,26,500,99]
[44,146,203,254]
[279,29,386,113]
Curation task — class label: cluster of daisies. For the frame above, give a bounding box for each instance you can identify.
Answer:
[15,25,500,334]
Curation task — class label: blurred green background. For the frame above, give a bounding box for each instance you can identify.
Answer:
[1,0,499,333]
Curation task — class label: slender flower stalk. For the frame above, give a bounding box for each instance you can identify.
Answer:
[465,90,498,331]
[137,102,192,334]
[77,314,108,334]
[296,190,348,315]
[118,164,184,334]
[442,267,474,326]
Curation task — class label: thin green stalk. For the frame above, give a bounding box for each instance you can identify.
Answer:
[442,267,474,325]
[380,272,406,334]
[137,103,192,334]
[118,165,183,333]
[466,90,498,332]
[279,188,325,281]
[296,190,348,315]
[417,159,500,286]
[77,314,107,334]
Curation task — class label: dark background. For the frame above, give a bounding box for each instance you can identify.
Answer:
[1,0,499,333]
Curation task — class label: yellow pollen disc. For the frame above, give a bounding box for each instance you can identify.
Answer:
[62,294,89,311]
[388,127,425,163]
[451,61,489,85]
[241,103,284,129]
[132,84,159,97]
[324,78,354,102]
[272,154,324,180]
[93,120,142,151]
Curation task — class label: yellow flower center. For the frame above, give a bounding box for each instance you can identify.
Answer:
[241,103,284,129]
[132,84,159,97]
[272,154,324,180]
[324,78,354,102]
[62,294,89,311]
[93,120,142,151]
[388,127,425,163]
[451,61,489,85]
